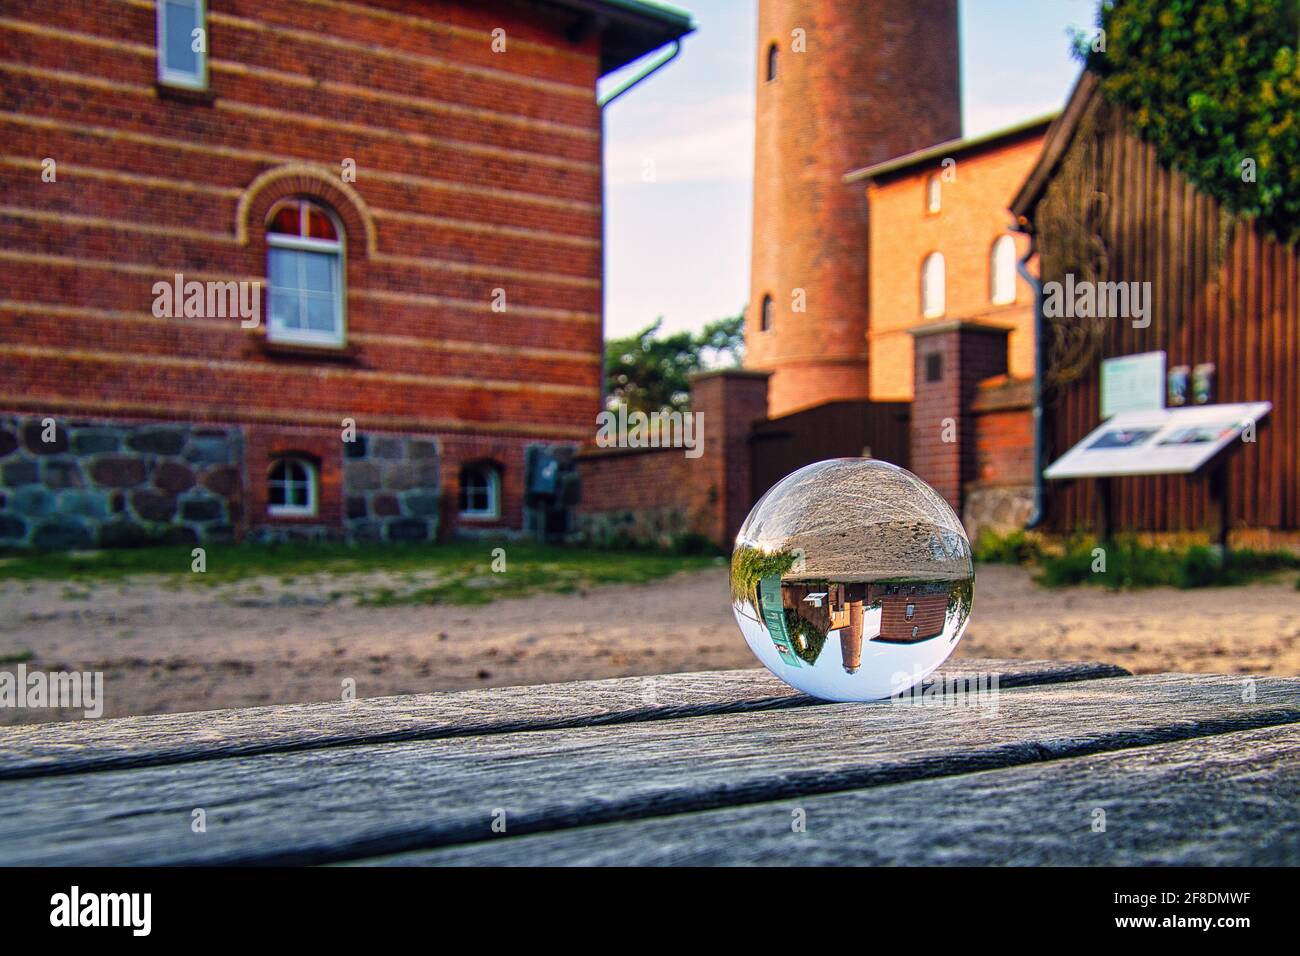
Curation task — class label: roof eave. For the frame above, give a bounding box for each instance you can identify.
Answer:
[843,112,1060,187]
[529,0,696,76]
[1009,70,1101,225]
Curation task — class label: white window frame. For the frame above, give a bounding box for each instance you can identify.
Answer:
[991,234,1017,305]
[266,202,347,348]
[922,252,946,319]
[459,464,501,520]
[267,457,318,518]
[156,0,208,90]
[925,174,942,214]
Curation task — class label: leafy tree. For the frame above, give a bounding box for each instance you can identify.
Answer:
[1075,0,1300,243]
[604,312,745,412]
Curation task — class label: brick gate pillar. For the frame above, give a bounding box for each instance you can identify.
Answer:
[908,320,1011,513]
[691,370,771,548]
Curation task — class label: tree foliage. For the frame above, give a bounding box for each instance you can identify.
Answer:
[604,313,744,413]
[1076,0,1300,244]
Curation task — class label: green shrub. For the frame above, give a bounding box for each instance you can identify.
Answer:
[1036,535,1300,589]
[1078,0,1300,244]
[973,529,1043,565]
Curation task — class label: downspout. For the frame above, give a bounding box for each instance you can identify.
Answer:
[596,39,684,410]
[1017,229,1046,529]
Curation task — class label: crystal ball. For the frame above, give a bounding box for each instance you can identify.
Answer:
[731,458,974,702]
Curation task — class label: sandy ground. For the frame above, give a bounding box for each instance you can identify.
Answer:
[1,563,1298,724]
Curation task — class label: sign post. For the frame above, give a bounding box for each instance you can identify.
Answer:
[1044,402,1271,552]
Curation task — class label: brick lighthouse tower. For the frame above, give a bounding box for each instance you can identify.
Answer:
[746,0,962,417]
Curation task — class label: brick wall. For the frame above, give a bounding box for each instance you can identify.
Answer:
[746,0,961,417]
[866,132,1046,402]
[0,0,608,541]
[965,375,1034,541]
[573,371,770,550]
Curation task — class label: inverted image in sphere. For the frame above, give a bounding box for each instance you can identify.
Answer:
[731,458,974,702]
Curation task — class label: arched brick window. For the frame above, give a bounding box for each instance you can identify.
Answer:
[266,199,345,347]
[926,174,942,214]
[991,234,1017,305]
[268,455,318,517]
[766,43,779,82]
[760,293,775,332]
[459,461,501,520]
[921,252,946,319]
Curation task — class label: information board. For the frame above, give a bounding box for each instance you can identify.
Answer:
[1100,351,1166,418]
[1043,402,1272,480]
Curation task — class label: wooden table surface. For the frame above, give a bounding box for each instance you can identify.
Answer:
[1,658,1298,866]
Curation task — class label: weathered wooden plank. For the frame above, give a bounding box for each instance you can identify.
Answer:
[371,722,1300,866]
[0,673,1293,866]
[0,658,1126,780]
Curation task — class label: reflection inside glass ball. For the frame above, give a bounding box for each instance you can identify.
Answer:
[731,458,974,702]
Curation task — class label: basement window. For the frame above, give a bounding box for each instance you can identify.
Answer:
[268,457,317,517]
[459,463,501,520]
[157,0,207,90]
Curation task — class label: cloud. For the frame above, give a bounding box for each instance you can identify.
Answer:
[605,93,755,188]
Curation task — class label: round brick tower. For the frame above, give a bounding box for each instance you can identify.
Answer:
[746,0,962,417]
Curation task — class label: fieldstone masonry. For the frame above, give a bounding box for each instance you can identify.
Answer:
[343,433,441,543]
[0,416,242,550]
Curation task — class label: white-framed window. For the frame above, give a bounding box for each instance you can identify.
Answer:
[157,0,207,90]
[267,456,317,517]
[991,234,1017,305]
[760,293,774,332]
[266,199,346,347]
[921,252,945,319]
[925,174,942,214]
[459,462,501,520]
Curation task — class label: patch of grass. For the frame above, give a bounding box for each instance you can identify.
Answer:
[0,649,34,665]
[1036,536,1300,590]
[973,529,1045,565]
[0,539,720,606]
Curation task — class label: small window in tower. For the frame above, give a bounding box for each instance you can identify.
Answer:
[926,353,943,383]
[921,252,946,319]
[760,294,774,332]
[926,174,942,214]
[766,43,779,82]
[991,235,1017,305]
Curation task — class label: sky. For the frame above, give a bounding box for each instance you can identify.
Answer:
[598,0,1102,341]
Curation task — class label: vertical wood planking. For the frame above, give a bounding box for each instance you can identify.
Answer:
[1044,103,1299,534]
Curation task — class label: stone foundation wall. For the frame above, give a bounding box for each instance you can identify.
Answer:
[342,433,441,543]
[0,416,242,550]
[572,505,693,550]
[963,483,1035,543]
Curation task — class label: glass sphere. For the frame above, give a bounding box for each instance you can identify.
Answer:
[731,458,974,702]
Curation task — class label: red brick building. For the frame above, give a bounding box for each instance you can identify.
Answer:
[0,0,692,549]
